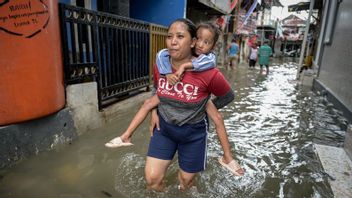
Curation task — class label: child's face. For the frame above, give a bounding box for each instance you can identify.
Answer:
[195,27,215,55]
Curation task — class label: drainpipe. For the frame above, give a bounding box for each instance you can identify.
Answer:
[261,6,265,45]
[234,0,241,61]
[297,0,315,79]
[314,0,329,71]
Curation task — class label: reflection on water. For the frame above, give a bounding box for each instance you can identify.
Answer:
[0,60,347,197]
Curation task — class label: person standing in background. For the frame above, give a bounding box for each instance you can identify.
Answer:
[227,38,239,69]
[258,40,273,73]
[248,43,258,69]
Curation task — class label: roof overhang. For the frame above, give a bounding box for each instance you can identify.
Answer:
[257,25,276,30]
[261,0,283,8]
[187,0,227,16]
[288,0,323,12]
[198,0,232,14]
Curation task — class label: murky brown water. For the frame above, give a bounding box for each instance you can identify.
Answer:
[0,59,347,198]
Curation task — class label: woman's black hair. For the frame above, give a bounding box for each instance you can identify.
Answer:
[168,18,197,39]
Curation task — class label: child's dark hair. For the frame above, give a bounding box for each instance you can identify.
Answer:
[168,18,197,39]
[196,22,221,46]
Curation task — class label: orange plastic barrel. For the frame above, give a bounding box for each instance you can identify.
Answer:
[0,0,65,125]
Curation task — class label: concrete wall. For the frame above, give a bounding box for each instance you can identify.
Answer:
[315,0,352,122]
[0,109,77,169]
[66,82,150,133]
[66,82,104,134]
[0,82,149,169]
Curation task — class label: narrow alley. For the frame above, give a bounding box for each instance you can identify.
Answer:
[0,59,347,198]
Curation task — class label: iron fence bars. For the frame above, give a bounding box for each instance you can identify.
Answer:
[59,4,150,109]
[59,4,98,84]
[95,12,150,108]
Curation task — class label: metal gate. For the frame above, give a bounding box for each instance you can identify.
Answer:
[59,4,150,109]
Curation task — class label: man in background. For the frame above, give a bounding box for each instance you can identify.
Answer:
[258,40,273,73]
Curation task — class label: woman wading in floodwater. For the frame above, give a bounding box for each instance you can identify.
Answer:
[145,18,242,191]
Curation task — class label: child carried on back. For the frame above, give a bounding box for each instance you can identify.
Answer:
[105,22,244,177]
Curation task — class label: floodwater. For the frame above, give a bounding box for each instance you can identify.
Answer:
[0,59,348,198]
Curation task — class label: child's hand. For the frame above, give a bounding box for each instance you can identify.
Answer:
[174,67,185,80]
[166,74,179,85]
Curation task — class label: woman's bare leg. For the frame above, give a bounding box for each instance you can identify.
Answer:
[145,156,171,191]
[178,169,197,191]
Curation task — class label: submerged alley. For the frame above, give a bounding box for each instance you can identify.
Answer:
[0,60,350,197]
[1,0,351,197]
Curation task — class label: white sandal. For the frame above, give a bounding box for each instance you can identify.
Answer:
[218,157,244,176]
[105,137,133,148]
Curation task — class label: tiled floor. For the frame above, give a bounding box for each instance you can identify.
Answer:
[314,144,352,198]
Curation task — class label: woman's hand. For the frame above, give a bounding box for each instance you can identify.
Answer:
[149,109,160,136]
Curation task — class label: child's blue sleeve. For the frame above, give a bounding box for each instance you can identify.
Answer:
[156,49,172,75]
[192,52,216,72]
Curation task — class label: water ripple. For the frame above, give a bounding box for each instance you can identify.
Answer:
[0,61,345,198]
[203,62,343,197]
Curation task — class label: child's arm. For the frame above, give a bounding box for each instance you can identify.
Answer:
[205,100,233,163]
[173,62,192,79]
[173,53,217,80]
[192,53,216,71]
[156,49,172,75]
[119,95,160,142]
[156,48,181,85]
